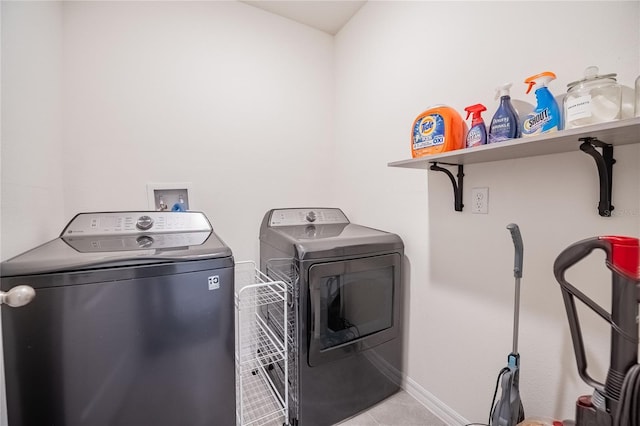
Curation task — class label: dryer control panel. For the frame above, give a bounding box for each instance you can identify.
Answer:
[268,208,349,227]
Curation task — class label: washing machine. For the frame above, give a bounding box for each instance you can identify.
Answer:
[259,208,404,426]
[0,211,235,426]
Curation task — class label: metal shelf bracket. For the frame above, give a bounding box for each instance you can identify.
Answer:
[579,137,615,217]
[429,162,464,212]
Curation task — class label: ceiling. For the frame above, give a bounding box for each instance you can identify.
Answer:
[240,1,367,35]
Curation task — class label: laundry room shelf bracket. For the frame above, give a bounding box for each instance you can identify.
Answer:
[388,118,639,216]
[429,162,464,212]
[579,137,615,217]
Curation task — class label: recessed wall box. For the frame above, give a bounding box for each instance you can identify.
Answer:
[147,183,192,211]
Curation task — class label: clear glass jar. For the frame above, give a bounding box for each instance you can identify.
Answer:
[564,66,622,129]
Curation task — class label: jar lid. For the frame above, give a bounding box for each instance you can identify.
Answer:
[567,66,617,89]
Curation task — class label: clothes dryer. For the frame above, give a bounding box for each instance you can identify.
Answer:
[259,208,404,426]
[0,211,235,426]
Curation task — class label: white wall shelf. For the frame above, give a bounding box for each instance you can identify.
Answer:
[388,117,639,168]
[388,117,640,216]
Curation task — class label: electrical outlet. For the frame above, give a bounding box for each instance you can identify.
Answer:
[471,187,489,214]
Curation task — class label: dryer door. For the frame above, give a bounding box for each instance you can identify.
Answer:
[307,253,400,367]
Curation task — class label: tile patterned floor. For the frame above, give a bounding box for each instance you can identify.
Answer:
[335,390,447,426]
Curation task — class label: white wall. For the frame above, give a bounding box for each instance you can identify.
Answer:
[1,0,335,264]
[334,1,640,423]
[1,1,65,261]
[60,0,335,264]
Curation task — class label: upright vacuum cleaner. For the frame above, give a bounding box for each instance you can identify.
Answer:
[491,224,526,426]
[554,236,640,426]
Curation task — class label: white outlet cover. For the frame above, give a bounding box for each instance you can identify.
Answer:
[471,187,489,214]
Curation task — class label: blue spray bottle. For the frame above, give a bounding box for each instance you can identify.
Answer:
[522,71,562,137]
[489,83,520,143]
[464,104,487,148]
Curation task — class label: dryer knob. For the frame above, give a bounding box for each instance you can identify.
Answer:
[136,215,154,230]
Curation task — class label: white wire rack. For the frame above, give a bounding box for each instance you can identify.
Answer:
[264,258,299,423]
[235,261,289,426]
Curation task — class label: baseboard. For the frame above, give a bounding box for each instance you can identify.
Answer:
[363,349,470,425]
[403,376,470,426]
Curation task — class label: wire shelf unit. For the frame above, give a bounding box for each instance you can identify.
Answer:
[235,261,289,426]
[263,258,299,424]
[264,259,297,346]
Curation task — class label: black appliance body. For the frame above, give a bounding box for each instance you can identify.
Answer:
[259,208,404,426]
[0,211,235,426]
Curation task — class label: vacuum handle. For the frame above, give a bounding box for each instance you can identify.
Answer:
[507,224,523,278]
[553,237,614,326]
[553,237,612,394]
[554,237,610,277]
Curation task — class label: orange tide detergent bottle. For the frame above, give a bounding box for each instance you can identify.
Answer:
[411,105,467,158]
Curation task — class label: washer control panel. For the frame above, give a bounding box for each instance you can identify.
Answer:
[268,208,349,227]
[62,211,212,236]
[63,231,211,252]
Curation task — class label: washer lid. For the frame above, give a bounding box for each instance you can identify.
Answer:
[1,211,232,277]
